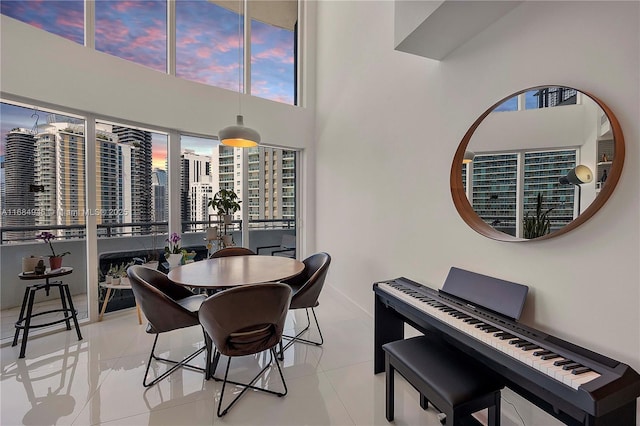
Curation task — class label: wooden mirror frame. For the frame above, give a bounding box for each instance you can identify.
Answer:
[450,86,625,242]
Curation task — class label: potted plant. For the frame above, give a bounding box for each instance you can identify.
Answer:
[523,193,554,239]
[108,264,120,285]
[208,189,241,247]
[209,189,241,226]
[36,231,70,270]
[164,232,184,269]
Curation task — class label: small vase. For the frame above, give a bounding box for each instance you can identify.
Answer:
[49,256,63,270]
[166,253,183,269]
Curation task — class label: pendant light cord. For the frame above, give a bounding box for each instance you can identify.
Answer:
[237,0,242,116]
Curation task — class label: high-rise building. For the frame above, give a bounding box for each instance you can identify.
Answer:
[151,168,167,222]
[112,126,153,230]
[213,146,295,226]
[468,149,576,237]
[3,128,35,240]
[181,149,214,230]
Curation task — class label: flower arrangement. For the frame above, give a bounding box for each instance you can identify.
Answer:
[164,232,182,258]
[36,231,70,258]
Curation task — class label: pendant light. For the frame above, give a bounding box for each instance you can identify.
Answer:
[219,0,260,148]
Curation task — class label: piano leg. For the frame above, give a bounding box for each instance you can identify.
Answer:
[374,295,404,374]
[587,400,636,425]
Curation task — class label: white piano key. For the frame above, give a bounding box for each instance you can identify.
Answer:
[377,282,602,390]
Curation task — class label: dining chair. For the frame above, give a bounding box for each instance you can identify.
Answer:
[209,247,256,258]
[127,265,210,387]
[278,252,331,355]
[198,283,292,417]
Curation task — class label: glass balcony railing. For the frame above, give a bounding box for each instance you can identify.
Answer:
[0,220,295,341]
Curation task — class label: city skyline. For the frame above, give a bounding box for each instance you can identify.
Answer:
[0,103,219,171]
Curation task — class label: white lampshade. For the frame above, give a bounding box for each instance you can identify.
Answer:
[561,165,593,185]
[219,115,260,147]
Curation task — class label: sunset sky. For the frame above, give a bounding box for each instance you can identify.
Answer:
[1,0,295,104]
[1,0,295,167]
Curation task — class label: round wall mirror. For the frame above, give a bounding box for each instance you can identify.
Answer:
[450,86,625,241]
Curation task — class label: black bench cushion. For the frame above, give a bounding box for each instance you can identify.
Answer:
[383,335,503,407]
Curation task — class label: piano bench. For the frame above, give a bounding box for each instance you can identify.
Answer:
[383,335,503,426]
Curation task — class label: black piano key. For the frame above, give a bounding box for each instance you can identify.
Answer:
[520,344,539,351]
[440,308,456,312]
[494,332,515,339]
[553,359,574,366]
[572,367,592,375]
[464,319,482,324]
[562,363,583,371]
[475,323,490,329]
[484,327,500,333]
[541,354,561,360]
[509,339,528,345]
[514,341,533,348]
[533,350,553,357]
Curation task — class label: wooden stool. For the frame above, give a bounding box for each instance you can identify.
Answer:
[383,335,503,425]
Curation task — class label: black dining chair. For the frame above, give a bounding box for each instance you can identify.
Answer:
[198,283,292,417]
[279,252,331,355]
[127,265,210,387]
[209,247,256,258]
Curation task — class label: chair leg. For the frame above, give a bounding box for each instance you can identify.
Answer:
[142,333,207,388]
[216,348,287,417]
[279,307,324,355]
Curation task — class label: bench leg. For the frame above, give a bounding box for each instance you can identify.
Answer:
[488,391,501,426]
[385,354,395,421]
[420,393,429,410]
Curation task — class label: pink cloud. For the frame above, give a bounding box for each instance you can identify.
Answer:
[253,46,294,64]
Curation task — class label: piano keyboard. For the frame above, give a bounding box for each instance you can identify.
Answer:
[378,280,602,390]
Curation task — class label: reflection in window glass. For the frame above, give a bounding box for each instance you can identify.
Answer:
[1,1,84,44]
[493,95,518,112]
[471,154,518,236]
[176,1,242,91]
[525,87,577,110]
[95,0,167,72]
[251,18,296,104]
[524,150,576,231]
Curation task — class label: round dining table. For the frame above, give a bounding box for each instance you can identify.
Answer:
[167,255,305,290]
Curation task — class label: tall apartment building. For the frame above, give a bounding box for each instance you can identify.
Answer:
[112,126,152,226]
[181,149,215,230]
[468,149,576,237]
[3,128,36,240]
[151,168,168,222]
[246,147,295,223]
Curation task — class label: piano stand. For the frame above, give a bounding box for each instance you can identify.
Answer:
[373,275,640,426]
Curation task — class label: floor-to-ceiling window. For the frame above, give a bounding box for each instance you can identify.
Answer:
[0,102,88,340]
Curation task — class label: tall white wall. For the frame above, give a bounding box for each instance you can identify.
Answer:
[315,1,639,423]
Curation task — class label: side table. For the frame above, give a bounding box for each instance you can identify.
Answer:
[13,268,83,358]
[99,281,142,324]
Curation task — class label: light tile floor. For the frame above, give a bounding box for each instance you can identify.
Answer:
[1,286,526,426]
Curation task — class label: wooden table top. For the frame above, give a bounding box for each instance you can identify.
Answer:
[167,255,305,289]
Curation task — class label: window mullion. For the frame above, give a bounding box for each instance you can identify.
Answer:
[84,0,95,49]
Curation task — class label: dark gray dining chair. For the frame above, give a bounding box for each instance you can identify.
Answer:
[279,252,331,354]
[198,282,292,417]
[127,265,210,387]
